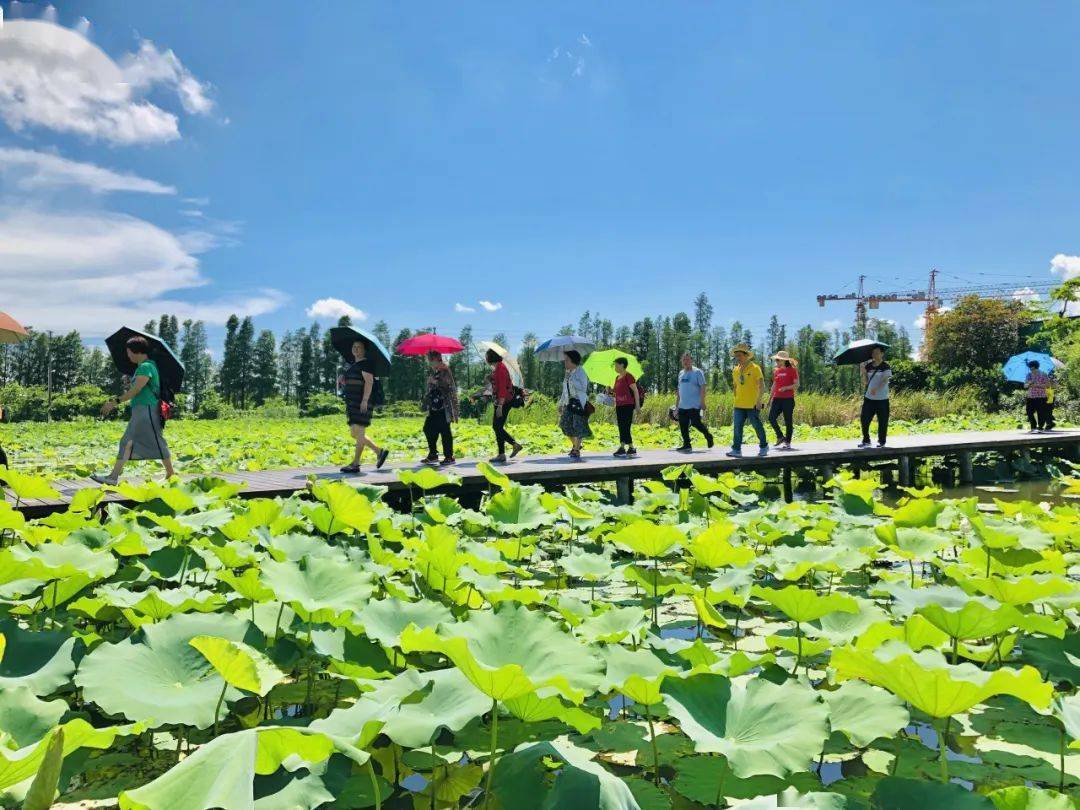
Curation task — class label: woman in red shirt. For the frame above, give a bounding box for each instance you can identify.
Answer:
[486,349,523,463]
[767,351,799,450]
[611,357,641,457]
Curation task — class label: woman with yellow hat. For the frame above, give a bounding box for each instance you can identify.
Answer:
[768,350,799,450]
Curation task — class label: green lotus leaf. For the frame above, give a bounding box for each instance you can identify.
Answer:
[397,466,460,491]
[0,619,78,696]
[822,680,909,747]
[310,480,375,534]
[853,615,949,653]
[475,461,512,490]
[830,642,1054,717]
[916,599,1025,641]
[117,727,338,810]
[888,498,946,528]
[0,685,66,749]
[356,597,453,649]
[766,544,866,581]
[608,520,684,558]
[217,568,275,603]
[0,502,25,534]
[961,574,1078,607]
[259,556,376,620]
[0,717,140,792]
[262,531,348,563]
[869,777,993,810]
[1,542,117,585]
[76,613,253,728]
[828,476,878,514]
[189,636,284,696]
[98,584,226,623]
[660,673,829,778]
[491,739,638,810]
[1053,694,1080,749]
[503,693,601,734]
[987,786,1075,810]
[874,524,950,560]
[807,600,890,645]
[484,485,551,530]
[21,723,64,810]
[1015,632,1079,685]
[399,603,603,702]
[691,594,728,629]
[751,585,859,624]
[766,634,830,659]
[686,522,754,569]
[539,493,595,521]
[0,470,59,502]
[622,563,688,597]
[671,754,820,805]
[601,645,678,707]
[382,669,490,748]
[560,548,615,582]
[575,606,650,644]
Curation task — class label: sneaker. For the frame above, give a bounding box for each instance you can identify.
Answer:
[706,434,715,449]
[876,442,887,448]
[421,454,439,465]
[725,450,743,458]
[339,464,360,474]
[490,454,507,464]
[676,445,692,452]
[627,447,638,457]
[375,449,390,469]
[510,443,523,459]
[440,456,456,466]
[90,473,118,486]
[856,441,872,449]
[758,446,769,457]
[613,447,627,457]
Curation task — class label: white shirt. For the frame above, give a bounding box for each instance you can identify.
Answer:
[559,366,589,406]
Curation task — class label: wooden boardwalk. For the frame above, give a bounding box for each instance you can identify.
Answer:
[7,429,1078,517]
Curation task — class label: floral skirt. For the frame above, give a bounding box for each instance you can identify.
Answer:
[559,408,592,439]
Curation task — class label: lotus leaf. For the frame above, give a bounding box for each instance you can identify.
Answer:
[822,680,909,747]
[189,636,284,696]
[356,597,454,649]
[259,556,376,619]
[485,485,550,530]
[609,521,684,558]
[751,586,859,624]
[491,739,638,810]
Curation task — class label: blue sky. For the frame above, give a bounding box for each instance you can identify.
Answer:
[2,1,1078,350]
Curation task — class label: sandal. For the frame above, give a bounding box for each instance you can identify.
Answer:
[339,464,360,474]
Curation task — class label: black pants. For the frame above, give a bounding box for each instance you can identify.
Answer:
[0,445,7,467]
[678,408,712,447]
[768,398,795,444]
[615,404,635,446]
[1026,397,1049,430]
[860,397,889,444]
[423,409,453,458]
[492,406,515,455]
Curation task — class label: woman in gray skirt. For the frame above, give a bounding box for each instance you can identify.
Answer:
[558,349,592,460]
[91,336,174,485]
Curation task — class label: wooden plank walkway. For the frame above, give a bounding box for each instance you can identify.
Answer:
[7,429,1078,517]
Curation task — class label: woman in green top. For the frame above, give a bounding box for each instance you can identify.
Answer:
[91,336,174,485]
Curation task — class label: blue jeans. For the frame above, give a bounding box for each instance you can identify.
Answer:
[732,407,767,451]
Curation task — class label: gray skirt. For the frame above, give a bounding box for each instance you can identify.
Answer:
[559,407,593,439]
[119,404,170,460]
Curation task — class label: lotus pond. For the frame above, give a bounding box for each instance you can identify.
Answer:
[0,411,1030,482]
[0,462,1077,809]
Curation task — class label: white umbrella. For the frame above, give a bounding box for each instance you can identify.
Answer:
[474,341,523,386]
[534,335,596,362]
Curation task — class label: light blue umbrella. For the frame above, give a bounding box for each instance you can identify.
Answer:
[1002,351,1059,383]
[535,335,596,362]
[329,326,393,376]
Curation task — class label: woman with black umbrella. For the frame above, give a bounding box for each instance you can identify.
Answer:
[338,337,390,474]
[858,345,892,449]
[91,336,174,485]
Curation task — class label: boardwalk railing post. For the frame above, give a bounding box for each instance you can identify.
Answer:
[898,456,913,487]
[615,476,633,505]
[782,467,793,503]
[958,451,973,485]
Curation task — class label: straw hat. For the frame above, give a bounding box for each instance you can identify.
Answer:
[731,343,753,358]
[772,349,798,366]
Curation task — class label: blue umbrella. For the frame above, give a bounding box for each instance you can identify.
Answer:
[1002,351,1058,383]
[329,326,393,376]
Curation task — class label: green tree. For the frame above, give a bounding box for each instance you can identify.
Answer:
[219,315,240,403]
[297,333,315,409]
[179,320,212,411]
[251,330,278,405]
[924,296,1030,372]
[235,317,256,409]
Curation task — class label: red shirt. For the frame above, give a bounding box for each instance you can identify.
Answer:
[492,361,513,401]
[771,366,798,399]
[613,373,638,406]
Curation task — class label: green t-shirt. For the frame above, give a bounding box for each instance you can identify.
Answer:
[130,360,160,407]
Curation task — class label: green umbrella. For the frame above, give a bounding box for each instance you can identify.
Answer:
[582,349,644,388]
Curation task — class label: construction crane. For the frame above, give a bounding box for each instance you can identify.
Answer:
[817,269,1057,336]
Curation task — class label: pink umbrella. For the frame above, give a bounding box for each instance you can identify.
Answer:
[396,333,465,356]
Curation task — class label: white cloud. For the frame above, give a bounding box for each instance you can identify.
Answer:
[579,34,592,46]
[478,300,503,312]
[454,302,476,313]
[821,319,842,331]
[1012,287,1041,303]
[0,209,284,335]
[0,19,211,144]
[0,147,176,194]
[1050,253,1080,281]
[914,306,952,330]
[306,297,368,322]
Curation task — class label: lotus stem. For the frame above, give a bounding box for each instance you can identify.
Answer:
[366,759,382,810]
[272,602,285,642]
[645,704,660,785]
[938,718,950,783]
[212,681,227,737]
[713,765,727,807]
[1060,725,1066,793]
[791,621,803,675]
[483,699,500,809]
[908,560,916,589]
[892,729,903,775]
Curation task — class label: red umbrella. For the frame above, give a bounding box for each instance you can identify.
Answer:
[0,312,29,344]
[396,333,464,356]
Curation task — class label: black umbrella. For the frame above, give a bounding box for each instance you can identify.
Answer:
[834,339,889,366]
[329,326,393,376]
[105,327,185,396]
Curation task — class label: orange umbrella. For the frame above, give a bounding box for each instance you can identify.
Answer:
[0,312,29,344]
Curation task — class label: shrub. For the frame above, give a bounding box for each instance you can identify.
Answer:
[51,385,111,421]
[195,391,234,420]
[0,384,50,422]
[302,392,345,418]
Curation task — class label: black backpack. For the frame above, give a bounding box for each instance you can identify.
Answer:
[370,377,386,408]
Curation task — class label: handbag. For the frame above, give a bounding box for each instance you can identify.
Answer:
[564,380,587,416]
